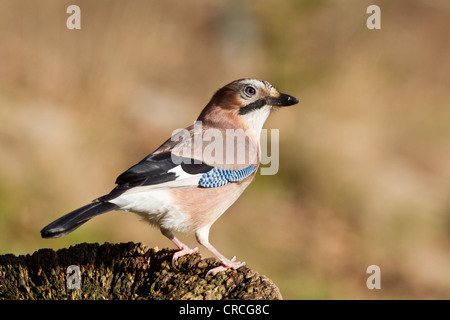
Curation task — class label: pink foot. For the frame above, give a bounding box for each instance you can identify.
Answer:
[206,256,246,277]
[172,246,199,268]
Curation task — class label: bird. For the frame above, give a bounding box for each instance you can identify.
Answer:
[41,78,299,276]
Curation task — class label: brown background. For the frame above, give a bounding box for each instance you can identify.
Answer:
[0,0,449,299]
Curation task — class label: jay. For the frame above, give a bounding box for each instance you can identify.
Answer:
[41,78,298,276]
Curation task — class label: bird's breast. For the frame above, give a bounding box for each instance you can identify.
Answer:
[169,173,256,231]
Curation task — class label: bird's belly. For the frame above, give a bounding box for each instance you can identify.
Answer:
[169,177,254,230]
[108,189,193,232]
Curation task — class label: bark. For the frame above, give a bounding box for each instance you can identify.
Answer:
[0,242,282,300]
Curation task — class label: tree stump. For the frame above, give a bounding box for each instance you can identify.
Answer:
[0,242,282,300]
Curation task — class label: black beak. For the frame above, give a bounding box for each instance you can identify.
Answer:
[268,93,299,107]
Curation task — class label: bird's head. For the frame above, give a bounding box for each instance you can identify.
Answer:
[198,78,299,133]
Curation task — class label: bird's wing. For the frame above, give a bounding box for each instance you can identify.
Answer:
[114,152,211,187]
[98,152,212,201]
[99,124,259,201]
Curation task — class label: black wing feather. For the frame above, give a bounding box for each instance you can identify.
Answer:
[99,152,213,201]
[115,152,178,187]
[116,153,214,187]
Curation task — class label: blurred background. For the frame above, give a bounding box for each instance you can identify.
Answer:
[0,0,449,299]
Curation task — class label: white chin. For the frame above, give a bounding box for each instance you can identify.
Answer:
[241,105,272,134]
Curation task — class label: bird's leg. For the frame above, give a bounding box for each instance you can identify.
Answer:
[195,226,246,277]
[160,228,198,267]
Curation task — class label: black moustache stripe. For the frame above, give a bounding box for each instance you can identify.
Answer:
[238,98,267,115]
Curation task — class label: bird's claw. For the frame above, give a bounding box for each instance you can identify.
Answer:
[172,246,199,268]
[206,256,246,277]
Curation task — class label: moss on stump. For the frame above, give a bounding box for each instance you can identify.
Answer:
[0,242,282,300]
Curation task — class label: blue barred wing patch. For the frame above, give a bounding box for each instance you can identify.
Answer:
[198,165,257,188]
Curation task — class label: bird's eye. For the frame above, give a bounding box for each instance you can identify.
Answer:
[244,86,256,97]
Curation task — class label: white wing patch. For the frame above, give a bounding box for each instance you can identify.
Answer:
[166,165,204,188]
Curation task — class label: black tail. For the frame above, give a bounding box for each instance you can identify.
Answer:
[40,201,119,238]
